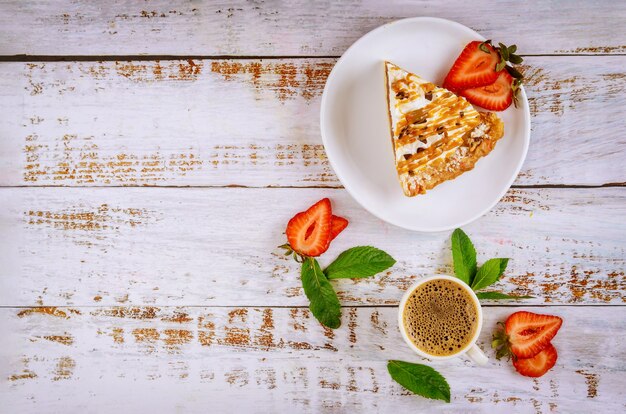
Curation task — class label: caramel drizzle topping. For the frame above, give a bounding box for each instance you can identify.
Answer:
[391,78,419,101]
[398,134,464,173]
[393,91,481,174]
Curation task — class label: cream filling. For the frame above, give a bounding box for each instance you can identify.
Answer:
[403,122,489,178]
[395,133,442,162]
[386,63,431,135]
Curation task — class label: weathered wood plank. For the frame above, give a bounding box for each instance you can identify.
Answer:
[0,57,624,187]
[1,306,624,412]
[0,0,624,56]
[0,187,623,307]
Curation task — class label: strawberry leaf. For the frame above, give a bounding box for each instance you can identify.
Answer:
[505,65,524,79]
[511,77,523,108]
[492,322,514,361]
[499,43,509,60]
[479,40,492,54]
[491,41,524,99]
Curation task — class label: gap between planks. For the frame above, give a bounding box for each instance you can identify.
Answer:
[1,305,624,310]
[0,183,624,190]
[1,54,626,62]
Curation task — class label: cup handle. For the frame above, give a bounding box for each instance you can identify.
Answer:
[467,344,488,366]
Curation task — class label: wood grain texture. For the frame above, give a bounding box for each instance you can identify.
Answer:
[0,187,623,307]
[2,306,624,412]
[0,0,624,56]
[0,57,624,187]
[1,2,625,412]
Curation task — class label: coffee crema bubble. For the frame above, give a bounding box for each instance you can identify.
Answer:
[402,279,478,357]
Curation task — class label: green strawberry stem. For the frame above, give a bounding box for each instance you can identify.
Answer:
[479,40,524,107]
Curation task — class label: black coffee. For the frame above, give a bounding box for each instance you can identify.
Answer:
[403,278,478,356]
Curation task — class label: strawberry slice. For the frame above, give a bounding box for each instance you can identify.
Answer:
[443,40,500,91]
[513,343,558,377]
[505,311,562,358]
[459,71,514,111]
[329,215,348,241]
[286,198,332,257]
[493,311,563,359]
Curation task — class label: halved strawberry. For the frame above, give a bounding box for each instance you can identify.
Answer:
[285,198,332,257]
[459,71,514,111]
[443,40,500,91]
[513,343,558,377]
[493,311,563,360]
[329,215,348,241]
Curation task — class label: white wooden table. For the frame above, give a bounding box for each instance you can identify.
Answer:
[1,1,625,412]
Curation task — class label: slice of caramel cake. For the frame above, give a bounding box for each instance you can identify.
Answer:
[384,61,504,197]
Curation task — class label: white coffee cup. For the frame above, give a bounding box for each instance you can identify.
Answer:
[398,275,488,365]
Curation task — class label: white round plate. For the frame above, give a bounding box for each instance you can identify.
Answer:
[320,17,530,232]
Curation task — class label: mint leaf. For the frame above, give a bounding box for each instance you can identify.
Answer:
[476,291,533,300]
[471,258,509,291]
[451,229,477,285]
[324,246,395,279]
[387,360,450,403]
[301,257,341,329]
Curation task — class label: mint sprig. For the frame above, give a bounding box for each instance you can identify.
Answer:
[451,229,532,300]
[387,360,450,403]
[294,247,395,329]
[324,246,396,279]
